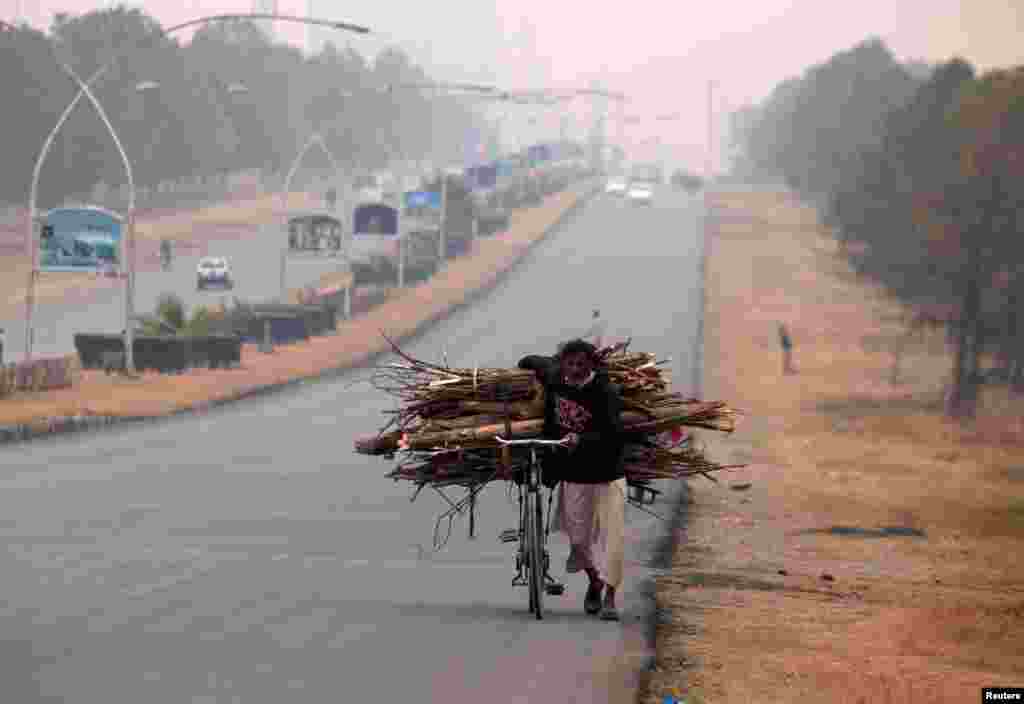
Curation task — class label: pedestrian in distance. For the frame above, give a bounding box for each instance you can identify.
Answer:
[778,322,796,374]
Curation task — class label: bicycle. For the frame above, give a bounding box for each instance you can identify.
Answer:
[495,435,568,620]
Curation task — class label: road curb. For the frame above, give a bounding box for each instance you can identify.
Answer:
[0,184,600,448]
[634,190,713,701]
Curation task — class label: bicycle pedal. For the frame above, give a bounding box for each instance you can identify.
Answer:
[545,583,565,596]
[499,529,520,543]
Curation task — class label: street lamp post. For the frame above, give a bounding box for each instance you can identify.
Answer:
[24,62,136,369]
[23,12,369,368]
[280,132,343,302]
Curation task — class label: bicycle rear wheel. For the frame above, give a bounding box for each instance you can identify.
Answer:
[525,488,545,620]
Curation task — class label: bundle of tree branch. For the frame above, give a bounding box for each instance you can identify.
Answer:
[383,441,743,489]
[355,335,742,486]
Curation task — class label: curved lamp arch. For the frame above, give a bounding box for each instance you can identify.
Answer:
[24,12,370,368]
[279,132,348,301]
[25,61,135,364]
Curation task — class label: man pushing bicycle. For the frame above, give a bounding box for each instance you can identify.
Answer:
[518,339,626,621]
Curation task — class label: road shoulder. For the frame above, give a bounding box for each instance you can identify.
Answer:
[640,189,1024,704]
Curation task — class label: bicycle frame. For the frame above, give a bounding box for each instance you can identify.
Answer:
[496,436,567,619]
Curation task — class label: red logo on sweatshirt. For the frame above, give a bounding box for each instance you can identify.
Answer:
[556,395,592,432]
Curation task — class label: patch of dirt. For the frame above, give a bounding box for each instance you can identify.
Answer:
[640,190,1024,704]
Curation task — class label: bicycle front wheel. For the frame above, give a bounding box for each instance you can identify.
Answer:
[525,488,545,620]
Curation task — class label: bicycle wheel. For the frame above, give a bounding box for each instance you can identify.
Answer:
[526,488,545,620]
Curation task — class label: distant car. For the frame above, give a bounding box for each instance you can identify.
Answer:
[197,256,233,290]
[626,182,654,206]
[671,169,705,193]
[605,178,628,196]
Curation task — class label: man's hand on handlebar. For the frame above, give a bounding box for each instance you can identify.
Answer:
[563,432,580,451]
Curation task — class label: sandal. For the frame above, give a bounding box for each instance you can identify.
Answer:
[599,603,620,621]
[584,580,604,615]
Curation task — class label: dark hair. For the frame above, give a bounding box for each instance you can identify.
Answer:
[557,338,601,365]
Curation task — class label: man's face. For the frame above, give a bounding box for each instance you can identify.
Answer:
[562,352,594,386]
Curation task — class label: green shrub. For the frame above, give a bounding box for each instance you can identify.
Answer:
[182,306,212,337]
[155,293,186,330]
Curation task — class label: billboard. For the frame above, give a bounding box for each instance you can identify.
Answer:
[465,164,498,191]
[353,203,399,236]
[527,144,552,167]
[402,190,441,213]
[39,206,122,273]
[463,126,486,169]
[350,202,400,264]
[287,214,343,252]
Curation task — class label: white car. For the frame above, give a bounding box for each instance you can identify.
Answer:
[627,182,654,206]
[197,256,233,290]
[605,178,628,196]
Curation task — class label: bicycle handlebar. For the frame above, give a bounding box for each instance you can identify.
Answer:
[494,436,570,447]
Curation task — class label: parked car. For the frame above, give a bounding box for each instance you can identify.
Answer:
[626,181,654,206]
[197,256,233,290]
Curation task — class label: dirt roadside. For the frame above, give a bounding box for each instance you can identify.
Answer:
[640,190,1024,703]
[0,186,590,429]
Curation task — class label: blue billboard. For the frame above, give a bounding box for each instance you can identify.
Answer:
[463,126,486,169]
[527,144,552,166]
[353,203,399,237]
[402,190,441,212]
[40,206,122,273]
[465,164,498,191]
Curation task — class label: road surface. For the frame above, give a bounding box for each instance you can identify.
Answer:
[1,224,349,361]
[0,186,706,703]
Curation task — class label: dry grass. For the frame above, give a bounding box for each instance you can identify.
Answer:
[641,190,1024,704]
[0,187,587,427]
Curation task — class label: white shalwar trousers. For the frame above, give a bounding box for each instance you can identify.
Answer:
[552,478,627,590]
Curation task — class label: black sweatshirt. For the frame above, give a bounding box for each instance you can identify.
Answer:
[517,355,625,484]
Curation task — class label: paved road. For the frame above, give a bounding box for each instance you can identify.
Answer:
[1,225,349,362]
[0,187,706,703]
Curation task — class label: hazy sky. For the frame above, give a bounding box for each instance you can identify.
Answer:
[6,0,1023,168]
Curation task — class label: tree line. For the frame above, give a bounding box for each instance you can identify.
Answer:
[730,37,1024,417]
[0,6,486,210]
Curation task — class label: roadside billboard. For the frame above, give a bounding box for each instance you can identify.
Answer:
[465,164,498,191]
[463,126,486,169]
[350,202,400,263]
[39,206,122,273]
[402,190,441,214]
[527,144,552,167]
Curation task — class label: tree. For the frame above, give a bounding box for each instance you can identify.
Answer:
[0,9,490,209]
[941,66,1024,410]
[0,21,70,205]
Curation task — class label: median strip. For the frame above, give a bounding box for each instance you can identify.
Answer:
[0,182,598,445]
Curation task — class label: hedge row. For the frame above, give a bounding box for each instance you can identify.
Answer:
[73,334,242,373]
